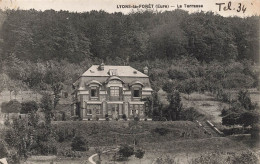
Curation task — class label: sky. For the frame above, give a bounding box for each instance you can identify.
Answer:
[0,0,260,17]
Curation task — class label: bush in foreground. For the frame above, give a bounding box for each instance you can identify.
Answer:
[190,151,258,164]
[118,144,134,161]
[71,136,88,151]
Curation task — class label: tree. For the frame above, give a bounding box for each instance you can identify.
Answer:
[51,82,63,109]
[181,78,198,101]
[95,147,103,163]
[4,118,32,161]
[118,144,134,161]
[40,93,53,129]
[167,90,183,120]
[222,112,240,127]
[0,141,8,159]
[239,111,259,127]
[71,136,88,151]
[237,90,256,110]
[44,62,65,109]
[135,148,145,164]
[1,100,21,114]
[20,101,38,114]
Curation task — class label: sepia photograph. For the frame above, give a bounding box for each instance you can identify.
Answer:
[0,0,259,163]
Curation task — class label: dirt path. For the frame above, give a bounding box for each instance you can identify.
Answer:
[88,148,119,164]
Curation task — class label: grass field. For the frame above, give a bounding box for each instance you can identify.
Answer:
[95,137,257,164]
[181,92,229,123]
[52,121,209,148]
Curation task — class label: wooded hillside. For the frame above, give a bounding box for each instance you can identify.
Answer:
[0,9,259,63]
[0,9,259,94]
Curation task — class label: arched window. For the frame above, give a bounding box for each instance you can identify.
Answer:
[130,81,144,100]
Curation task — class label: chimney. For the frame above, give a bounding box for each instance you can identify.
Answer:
[99,63,104,70]
[143,66,148,75]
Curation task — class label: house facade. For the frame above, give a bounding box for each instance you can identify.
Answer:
[71,63,153,120]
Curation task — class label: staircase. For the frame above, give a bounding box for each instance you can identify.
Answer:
[196,120,223,137]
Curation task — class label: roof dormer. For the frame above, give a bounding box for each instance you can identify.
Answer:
[109,69,117,76]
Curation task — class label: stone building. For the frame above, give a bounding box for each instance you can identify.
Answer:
[71,63,153,120]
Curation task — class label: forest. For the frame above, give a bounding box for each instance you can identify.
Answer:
[0,9,259,95]
[0,9,259,164]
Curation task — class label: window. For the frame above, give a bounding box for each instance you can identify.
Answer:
[87,109,92,115]
[134,105,139,114]
[107,104,122,115]
[133,88,140,97]
[86,104,101,115]
[110,86,119,96]
[95,107,100,114]
[131,109,136,115]
[130,105,136,115]
[109,69,117,76]
[140,105,144,115]
[129,104,144,115]
[91,87,98,97]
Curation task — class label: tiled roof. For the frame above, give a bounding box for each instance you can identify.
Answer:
[81,65,148,78]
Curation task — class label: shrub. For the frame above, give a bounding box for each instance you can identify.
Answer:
[105,114,109,121]
[221,108,231,117]
[88,118,91,121]
[36,141,57,155]
[191,151,258,164]
[56,130,65,142]
[180,107,204,121]
[152,127,170,136]
[4,118,11,126]
[134,116,140,121]
[72,116,79,121]
[118,144,134,160]
[7,150,20,164]
[1,100,21,114]
[239,111,259,127]
[251,124,260,139]
[135,148,145,159]
[154,155,176,164]
[61,112,66,121]
[0,141,8,158]
[222,112,240,126]
[96,117,99,121]
[152,116,167,121]
[122,114,127,121]
[71,136,88,151]
[20,101,38,114]
[58,148,82,158]
[222,127,249,135]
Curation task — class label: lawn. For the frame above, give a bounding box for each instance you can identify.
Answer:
[181,92,229,123]
[181,89,260,124]
[52,120,209,148]
[94,137,257,164]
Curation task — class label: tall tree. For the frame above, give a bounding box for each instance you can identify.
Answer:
[167,90,183,120]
